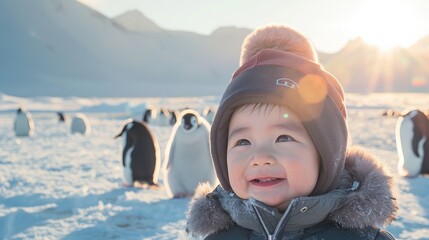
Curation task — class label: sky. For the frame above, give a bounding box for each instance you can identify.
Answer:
[76,0,429,53]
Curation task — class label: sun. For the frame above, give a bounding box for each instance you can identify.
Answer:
[349,0,422,50]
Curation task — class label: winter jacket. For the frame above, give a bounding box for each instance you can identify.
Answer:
[186,147,398,240]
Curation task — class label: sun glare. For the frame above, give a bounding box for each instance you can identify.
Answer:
[349,0,421,50]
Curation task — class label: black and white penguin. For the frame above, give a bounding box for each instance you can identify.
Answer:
[57,112,66,123]
[71,113,91,135]
[115,119,160,187]
[142,105,157,125]
[157,108,171,126]
[396,108,429,177]
[202,106,216,123]
[381,109,400,118]
[169,110,178,126]
[14,107,35,137]
[163,109,218,198]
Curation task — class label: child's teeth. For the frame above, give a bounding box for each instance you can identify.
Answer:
[259,178,275,183]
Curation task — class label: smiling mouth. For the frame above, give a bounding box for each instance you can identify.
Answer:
[250,177,284,186]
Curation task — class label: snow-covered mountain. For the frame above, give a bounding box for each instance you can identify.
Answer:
[321,37,429,92]
[0,0,250,97]
[113,10,163,32]
[1,0,428,97]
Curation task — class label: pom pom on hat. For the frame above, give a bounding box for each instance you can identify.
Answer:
[240,25,318,66]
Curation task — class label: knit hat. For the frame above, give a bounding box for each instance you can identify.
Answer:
[210,25,349,196]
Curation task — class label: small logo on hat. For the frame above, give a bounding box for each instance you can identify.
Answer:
[276,78,299,89]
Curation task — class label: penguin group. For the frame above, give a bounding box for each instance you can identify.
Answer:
[12,108,92,137]
[115,105,219,197]
[10,102,429,197]
[9,104,221,197]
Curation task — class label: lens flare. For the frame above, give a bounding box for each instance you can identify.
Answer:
[298,74,327,104]
[412,77,427,87]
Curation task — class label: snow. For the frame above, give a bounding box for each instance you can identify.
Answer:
[1,93,429,240]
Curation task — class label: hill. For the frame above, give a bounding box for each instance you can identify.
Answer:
[0,0,249,97]
[0,0,428,97]
[321,37,429,92]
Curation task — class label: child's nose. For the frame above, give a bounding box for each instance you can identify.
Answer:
[250,147,276,166]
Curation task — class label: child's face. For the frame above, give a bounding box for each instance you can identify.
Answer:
[227,104,319,211]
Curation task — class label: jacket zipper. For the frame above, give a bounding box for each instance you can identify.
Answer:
[253,205,273,239]
[272,200,294,239]
[253,199,296,240]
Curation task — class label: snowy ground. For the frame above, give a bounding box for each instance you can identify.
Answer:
[1,93,429,240]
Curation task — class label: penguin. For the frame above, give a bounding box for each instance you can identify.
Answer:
[169,110,178,126]
[71,113,91,135]
[157,108,171,126]
[14,107,35,137]
[142,105,157,125]
[396,108,429,177]
[381,109,400,118]
[57,112,66,123]
[115,119,160,188]
[202,106,216,123]
[163,109,218,198]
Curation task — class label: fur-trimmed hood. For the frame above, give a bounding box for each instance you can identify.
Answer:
[186,146,398,238]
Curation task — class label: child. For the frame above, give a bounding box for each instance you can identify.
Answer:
[186,25,398,239]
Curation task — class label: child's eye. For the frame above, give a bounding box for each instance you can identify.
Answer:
[235,139,251,146]
[276,135,295,143]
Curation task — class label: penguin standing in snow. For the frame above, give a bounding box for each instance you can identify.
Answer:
[57,112,66,123]
[169,110,178,126]
[396,108,429,177]
[142,105,157,125]
[71,113,91,135]
[202,106,216,123]
[157,108,171,126]
[14,107,35,137]
[115,119,160,188]
[163,109,218,198]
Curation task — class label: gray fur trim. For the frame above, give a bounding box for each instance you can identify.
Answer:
[329,146,398,228]
[186,182,234,238]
